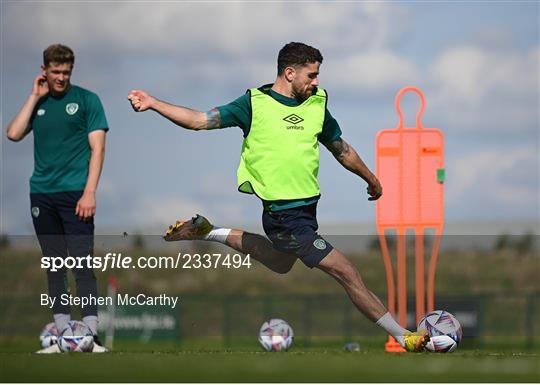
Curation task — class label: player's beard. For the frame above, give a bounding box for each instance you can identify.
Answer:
[292,85,313,103]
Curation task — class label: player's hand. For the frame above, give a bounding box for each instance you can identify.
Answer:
[127,90,155,112]
[367,176,382,201]
[75,191,96,221]
[32,75,49,98]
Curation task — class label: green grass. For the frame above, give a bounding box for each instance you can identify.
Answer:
[0,338,538,382]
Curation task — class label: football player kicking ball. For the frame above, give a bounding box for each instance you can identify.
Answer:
[128,42,428,352]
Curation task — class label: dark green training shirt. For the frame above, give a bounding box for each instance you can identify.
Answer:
[29,85,109,193]
[216,85,342,211]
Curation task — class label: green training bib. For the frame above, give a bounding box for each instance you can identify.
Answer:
[237,86,326,200]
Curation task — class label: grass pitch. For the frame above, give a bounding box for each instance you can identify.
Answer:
[1,338,538,382]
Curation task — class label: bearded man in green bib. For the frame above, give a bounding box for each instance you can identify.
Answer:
[128,42,428,351]
[7,44,108,353]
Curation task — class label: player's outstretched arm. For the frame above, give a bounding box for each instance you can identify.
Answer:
[6,75,49,142]
[127,89,216,130]
[325,138,382,201]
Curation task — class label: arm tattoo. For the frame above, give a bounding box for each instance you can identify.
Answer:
[205,108,221,129]
[329,138,350,160]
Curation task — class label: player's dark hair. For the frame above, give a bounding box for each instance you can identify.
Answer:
[277,42,323,75]
[43,44,75,67]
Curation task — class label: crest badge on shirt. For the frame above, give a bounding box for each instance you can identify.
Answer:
[313,238,327,250]
[37,109,46,116]
[66,103,79,115]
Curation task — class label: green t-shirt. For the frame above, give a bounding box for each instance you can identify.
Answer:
[216,85,342,211]
[29,85,109,193]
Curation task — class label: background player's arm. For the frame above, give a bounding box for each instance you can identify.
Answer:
[325,138,383,201]
[127,90,221,130]
[6,75,49,141]
[75,130,106,220]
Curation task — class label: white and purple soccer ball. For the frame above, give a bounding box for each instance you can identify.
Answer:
[58,320,94,352]
[418,310,463,353]
[258,318,294,352]
[39,322,59,349]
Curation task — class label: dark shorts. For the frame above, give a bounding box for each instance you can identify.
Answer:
[262,202,333,268]
[30,191,94,259]
[31,191,97,317]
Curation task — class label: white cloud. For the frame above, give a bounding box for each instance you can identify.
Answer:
[325,50,420,91]
[3,2,418,100]
[3,2,416,98]
[429,46,539,133]
[432,46,538,102]
[3,2,409,56]
[447,146,539,211]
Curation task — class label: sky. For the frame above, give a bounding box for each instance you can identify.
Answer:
[1,1,539,235]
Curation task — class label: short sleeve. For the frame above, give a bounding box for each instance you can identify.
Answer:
[28,97,47,130]
[318,108,342,147]
[85,92,109,133]
[215,93,251,137]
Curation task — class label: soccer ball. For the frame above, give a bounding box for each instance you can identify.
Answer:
[58,320,94,352]
[418,310,463,353]
[39,322,59,349]
[258,318,294,352]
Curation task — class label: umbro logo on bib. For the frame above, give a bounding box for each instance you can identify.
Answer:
[66,103,79,115]
[283,114,304,124]
[283,114,304,130]
[37,109,46,116]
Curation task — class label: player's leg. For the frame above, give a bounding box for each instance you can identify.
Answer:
[227,230,297,273]
[261,202,428,352]
[316,248,428,351]
[164,215,297,273]
[316,249,387,320]
[59,191,106,352]
[31,193,69,353]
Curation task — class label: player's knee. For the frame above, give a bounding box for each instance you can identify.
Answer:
[333,263,359,286]
[273,252,297,274]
